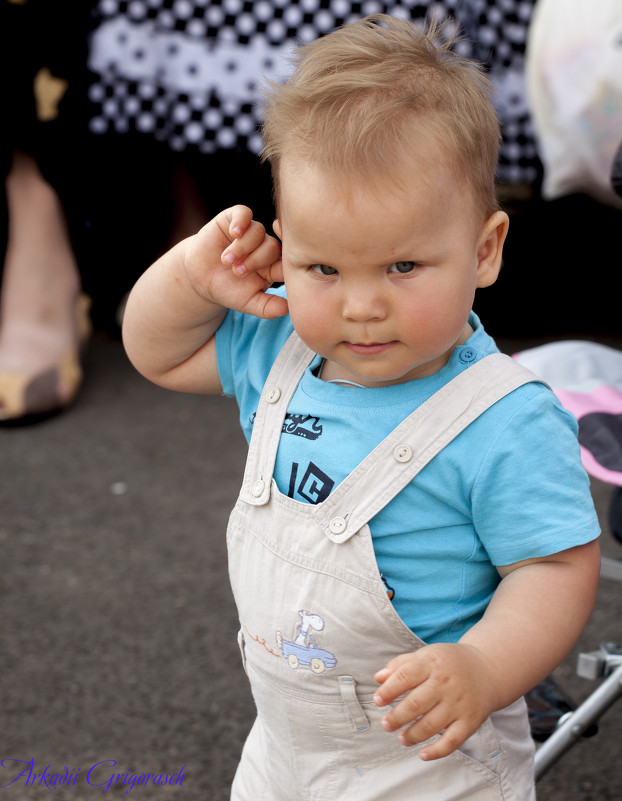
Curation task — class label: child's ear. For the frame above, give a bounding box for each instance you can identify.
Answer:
[273,219,282,240]
[476,210,509,288]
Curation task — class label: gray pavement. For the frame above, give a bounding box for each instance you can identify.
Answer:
[2,332,622,801]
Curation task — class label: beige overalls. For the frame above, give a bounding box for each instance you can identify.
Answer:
[227,332,539,801]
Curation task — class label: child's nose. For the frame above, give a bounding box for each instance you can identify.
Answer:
[342,285,386,321]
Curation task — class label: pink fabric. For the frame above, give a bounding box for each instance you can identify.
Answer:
[514,341,622,486]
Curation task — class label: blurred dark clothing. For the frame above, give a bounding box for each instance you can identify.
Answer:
[2,1,618,339]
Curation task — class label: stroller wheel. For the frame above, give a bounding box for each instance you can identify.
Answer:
[608,487,622,544]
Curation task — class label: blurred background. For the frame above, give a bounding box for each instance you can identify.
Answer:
[2,1,621,798]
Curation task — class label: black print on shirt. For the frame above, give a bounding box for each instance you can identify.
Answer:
[249,412,323,440]
[381,574,396,601]
[288,462,335,504]
[283,413,323,439]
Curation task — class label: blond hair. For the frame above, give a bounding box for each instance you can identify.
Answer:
[261,14,501,218]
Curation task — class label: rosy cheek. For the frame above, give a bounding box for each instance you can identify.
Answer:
[288,300,313,329]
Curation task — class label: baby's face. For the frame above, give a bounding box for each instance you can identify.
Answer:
[273,157,504,387]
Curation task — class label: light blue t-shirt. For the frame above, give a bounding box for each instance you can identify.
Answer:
[216,303,600,644]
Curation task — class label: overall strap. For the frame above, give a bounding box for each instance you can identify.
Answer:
[312,353,542,542]
[239,331,314,505]
[239,331,543,541]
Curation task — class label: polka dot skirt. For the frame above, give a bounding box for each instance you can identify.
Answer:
[86,0,539,183]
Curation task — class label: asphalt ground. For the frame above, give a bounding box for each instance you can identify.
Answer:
[2,329,622,801]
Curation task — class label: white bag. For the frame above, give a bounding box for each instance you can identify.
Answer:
[526,0,622,208]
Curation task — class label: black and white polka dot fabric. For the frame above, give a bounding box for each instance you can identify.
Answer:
[86,0,538,183]
[459,0,539,184]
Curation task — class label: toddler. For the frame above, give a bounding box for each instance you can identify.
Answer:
[122,15,601,801]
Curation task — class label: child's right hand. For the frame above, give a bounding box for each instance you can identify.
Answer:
[122,205,286,394]
[181,205,288,320]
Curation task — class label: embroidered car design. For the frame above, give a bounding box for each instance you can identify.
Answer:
[277,634,338,674]
[276,610,338,674]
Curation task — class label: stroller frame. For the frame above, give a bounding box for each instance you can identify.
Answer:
[534,556,622,780]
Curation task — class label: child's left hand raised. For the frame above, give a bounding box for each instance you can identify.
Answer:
[373,643,500,761]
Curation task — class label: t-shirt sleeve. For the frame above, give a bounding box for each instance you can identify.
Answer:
[215,308,254,398]
[471,386,600,566]
[214,287,294,441]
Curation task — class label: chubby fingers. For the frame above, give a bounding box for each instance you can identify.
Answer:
[373,651,429,707]
[373,650,475,761]
[220,206,282,279]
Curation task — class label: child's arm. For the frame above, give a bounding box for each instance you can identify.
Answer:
[373,539,601,761]
[122,206,286,394]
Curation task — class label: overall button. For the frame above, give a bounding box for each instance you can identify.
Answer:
[393,444,412,463]
[252,479,266,497]
[459,347,477,364]
[266,387,281,403]
[329,516,347,535]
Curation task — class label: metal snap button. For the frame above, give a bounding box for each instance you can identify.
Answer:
[252,479,266,497]
[266,387,281,403]
[393,445,412,463]
[329,516,347,535]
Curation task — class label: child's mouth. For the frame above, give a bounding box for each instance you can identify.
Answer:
[344,341,397,356]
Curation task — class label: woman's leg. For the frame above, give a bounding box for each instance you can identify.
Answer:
[0,150,87,420]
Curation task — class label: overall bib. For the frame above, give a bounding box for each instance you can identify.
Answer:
[227,332,539,801]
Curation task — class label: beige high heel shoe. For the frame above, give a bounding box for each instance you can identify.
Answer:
[0,293,91,422]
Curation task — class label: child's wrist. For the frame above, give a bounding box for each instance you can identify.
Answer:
[456,642,504,711]
[177,236,223,312]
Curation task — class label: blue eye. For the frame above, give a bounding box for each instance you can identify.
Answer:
[310,264,338,276]
[389,261,417,274]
